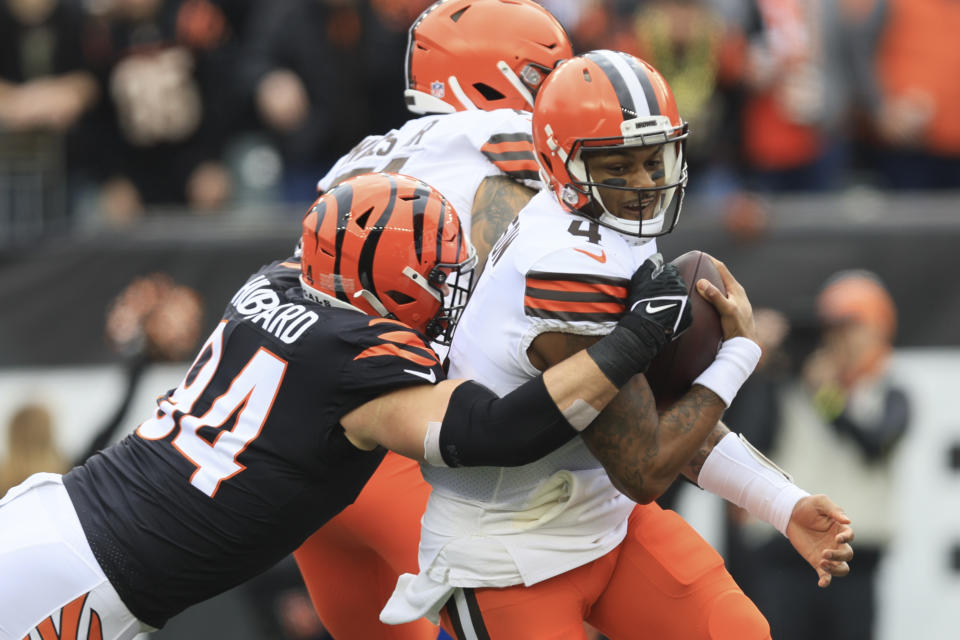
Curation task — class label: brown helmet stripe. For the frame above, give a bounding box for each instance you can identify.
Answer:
[624,54,661,116]
[585,50,636,120]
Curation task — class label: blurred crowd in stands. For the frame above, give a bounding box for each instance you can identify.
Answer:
[1,0,958,234]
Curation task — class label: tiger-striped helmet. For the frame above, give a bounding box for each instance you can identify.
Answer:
[300,172,476,343]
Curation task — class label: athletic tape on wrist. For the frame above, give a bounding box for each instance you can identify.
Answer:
[698,432,810,536]
[562,399,600,432]
[423,421,447,467]
[692,337,762,406]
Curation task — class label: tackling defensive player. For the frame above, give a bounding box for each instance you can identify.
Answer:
[381,52,855,639]
[292,1,574,638]
[0,172,694,640]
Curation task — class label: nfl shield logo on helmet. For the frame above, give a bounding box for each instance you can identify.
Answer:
[430,81,445,98]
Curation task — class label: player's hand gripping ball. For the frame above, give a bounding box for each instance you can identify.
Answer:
[646,250,725,410]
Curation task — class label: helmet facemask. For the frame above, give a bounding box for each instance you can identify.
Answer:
[419,246,477,344]
[339,221,477,345]
[561,116,689,238]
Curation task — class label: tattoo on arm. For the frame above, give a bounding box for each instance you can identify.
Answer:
[583,383,726,501]
[471,175,535,266]
[581,374,661,498]
[681,419,731,483]
[528,329,729,500]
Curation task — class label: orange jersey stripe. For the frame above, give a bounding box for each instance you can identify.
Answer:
[369,318,410,328]
[526,278,627,299]
[491,158,541,173]
[376,330,437,358]
[481,136,538,180]
[354,343,438,367]
[480,139,535,154]
[523,296,625,314]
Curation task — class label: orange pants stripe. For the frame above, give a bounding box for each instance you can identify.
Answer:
[440,503,771,640]
[297,455,769,639]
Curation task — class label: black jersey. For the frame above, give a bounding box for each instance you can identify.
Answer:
[63,259,445,628]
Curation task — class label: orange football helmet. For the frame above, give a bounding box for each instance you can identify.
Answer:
[533,50,690,238]
[300,172,477,343]
[404,0,573,114]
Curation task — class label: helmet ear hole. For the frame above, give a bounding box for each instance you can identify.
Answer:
[538,152,553,172]
[354,207,375,229]
[386,290,416,305]
[473,83,505,101]
[450,6,468,21]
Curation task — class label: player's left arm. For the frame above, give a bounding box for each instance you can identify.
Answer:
[339,348,621,466]
[470,175,536,267]
[342,256,697,470]
[677,419,856,587]
[672,274,856,586]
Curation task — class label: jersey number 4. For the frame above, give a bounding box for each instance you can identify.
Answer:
[136,322,288,497]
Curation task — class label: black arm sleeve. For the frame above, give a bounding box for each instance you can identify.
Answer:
[438,377,578,468]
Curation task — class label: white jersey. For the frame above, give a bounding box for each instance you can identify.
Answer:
[318,108,542,234]
[382,190,658,625]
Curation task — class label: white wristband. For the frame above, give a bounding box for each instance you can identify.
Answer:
[692,337,762,406]
[697,432,810,536]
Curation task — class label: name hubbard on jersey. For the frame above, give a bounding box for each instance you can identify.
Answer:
[230,273,319,344]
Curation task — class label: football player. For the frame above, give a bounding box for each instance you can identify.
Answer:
[292,1,574,638]
[0,172,694,640]
[381,52,856,639]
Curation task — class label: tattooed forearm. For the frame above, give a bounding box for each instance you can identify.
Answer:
[581,374,661,500]
[682,421,731,483]
[471,175,535,265]
[657,386,726,438]
[529,329,729,503]
[583,383,726,503]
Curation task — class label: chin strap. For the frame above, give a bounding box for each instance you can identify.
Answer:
[353,290,391,317]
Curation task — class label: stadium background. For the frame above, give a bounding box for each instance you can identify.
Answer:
[1,0,958,638]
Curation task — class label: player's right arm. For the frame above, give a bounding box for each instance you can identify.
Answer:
[470,175,536,266]
[532,258,759,504]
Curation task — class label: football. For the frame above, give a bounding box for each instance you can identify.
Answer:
[645,250,725,410]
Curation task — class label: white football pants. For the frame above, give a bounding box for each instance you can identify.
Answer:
[0,473,151,640]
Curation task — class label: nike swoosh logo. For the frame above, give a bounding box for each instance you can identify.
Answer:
[404,368,437,383]
[645,301,678,313]
[573,247,607,263]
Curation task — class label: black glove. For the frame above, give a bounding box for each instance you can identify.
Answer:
[619,253,693,349]
[586,254,693,386]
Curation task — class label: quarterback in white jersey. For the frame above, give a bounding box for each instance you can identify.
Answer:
[293,2,575,639]
[420,189,655,585]
[383,51,855,640]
